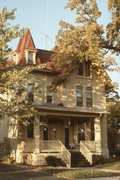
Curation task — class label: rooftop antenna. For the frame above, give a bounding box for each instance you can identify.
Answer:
[45,0,48,50]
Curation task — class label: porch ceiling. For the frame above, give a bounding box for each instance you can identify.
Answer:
[33,104,107,117]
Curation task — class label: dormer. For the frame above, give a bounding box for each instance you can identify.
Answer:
[13,29,37,65]
[12,51,19,65]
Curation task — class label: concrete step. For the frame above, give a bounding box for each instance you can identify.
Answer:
[71,152,90,167]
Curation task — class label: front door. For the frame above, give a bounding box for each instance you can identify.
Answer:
[43,128,48,140]
[65,128,69,148]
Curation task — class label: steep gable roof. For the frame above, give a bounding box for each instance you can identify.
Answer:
[11,29,57,72]
[15,29,36,52]
[14,29,37,64]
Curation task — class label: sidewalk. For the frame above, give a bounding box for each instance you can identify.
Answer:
[78,177,120,180]
[1,163,120,180]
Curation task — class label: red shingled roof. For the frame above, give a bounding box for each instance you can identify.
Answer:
[14,29,37,65]
[15,29,36,52]
[13,29,56,71]
[36,49,53,64]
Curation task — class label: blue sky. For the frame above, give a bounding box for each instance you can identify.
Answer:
[0,0,120,94]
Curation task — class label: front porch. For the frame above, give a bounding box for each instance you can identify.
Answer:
[16,107,109,167]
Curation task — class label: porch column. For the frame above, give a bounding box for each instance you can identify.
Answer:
[94,116,102,154]
[101,114,109,158]
[33,115,40,165]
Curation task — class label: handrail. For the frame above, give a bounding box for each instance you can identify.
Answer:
[40,140,71,167]
[80,141,93,165]
[59,141,71,168]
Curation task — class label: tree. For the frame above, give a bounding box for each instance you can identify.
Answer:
[0,8,37,123]
[107,101,120,155]
[52,0,120,91]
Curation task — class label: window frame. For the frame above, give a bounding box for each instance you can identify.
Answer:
[46,86,52,104]
[77,122,86,143]
[86,87,92,107]
[76,86,83,107]
[78,61,91,77]
[28,51,34,64]
[28,83,34,103]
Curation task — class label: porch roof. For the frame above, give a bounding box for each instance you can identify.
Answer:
[33,104,107,117]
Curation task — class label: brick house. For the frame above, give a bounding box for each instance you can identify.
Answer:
[0,29,111,167]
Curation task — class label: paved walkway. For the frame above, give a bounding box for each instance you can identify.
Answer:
[78,177,120,180]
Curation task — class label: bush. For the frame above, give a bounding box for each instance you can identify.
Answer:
[45,156,66,167]
[2,155,15,164]
[0,138,11,162]
[92,155,110,165]
[115,150,120,157]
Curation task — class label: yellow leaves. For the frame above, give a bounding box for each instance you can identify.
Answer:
[108,0,120,10]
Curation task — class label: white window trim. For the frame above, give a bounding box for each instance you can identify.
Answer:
[45,85,53,104]
[74,84,94,108]
[25,49,36,64]
[75,84,85,107]
[85,85,94,108]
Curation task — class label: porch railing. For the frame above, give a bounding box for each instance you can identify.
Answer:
[40,140,61,153]
[40,140,71,167]
[17,140,34,153]
[83,141,96,152]
[59,141,71,168]
[80,141,93,165]
[80,141,102,164]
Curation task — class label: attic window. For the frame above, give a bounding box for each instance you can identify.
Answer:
[78,61,91,77]
[28,51,34,64]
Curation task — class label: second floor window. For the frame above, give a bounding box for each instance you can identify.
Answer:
[28,83,34,102]
[47,86,52,104]
[86,87,92,107]
[28,51,34,64]
[76,86,83,107]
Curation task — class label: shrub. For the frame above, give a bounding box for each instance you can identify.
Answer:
[0,138,11,162]
[45,156,66,167]
[92,155,110,165]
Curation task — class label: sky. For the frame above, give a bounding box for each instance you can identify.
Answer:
[0,0,120,95]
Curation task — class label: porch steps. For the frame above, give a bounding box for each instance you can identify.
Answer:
[71,152,91,167]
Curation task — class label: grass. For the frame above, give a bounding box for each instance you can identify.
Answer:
[96,160,120,170]
[39,167,120,180]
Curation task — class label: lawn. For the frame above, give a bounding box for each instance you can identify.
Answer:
[96,161,120,171]
[39,167,120,179]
